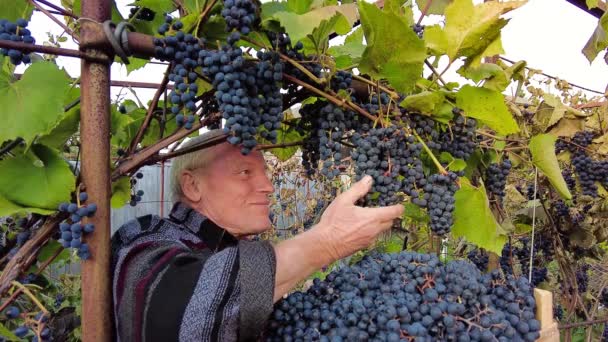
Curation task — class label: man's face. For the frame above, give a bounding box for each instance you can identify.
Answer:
[193,143,274,236]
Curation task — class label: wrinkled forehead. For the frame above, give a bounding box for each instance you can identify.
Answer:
[208,142,266,167]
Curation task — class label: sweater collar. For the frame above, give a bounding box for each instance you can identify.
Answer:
[169,202,237,251]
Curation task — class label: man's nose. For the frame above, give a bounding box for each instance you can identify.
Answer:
[258,173,275,193]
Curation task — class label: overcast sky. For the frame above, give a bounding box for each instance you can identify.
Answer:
[23,0,608,102]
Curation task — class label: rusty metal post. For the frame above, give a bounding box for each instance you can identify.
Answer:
[80,0,112,341]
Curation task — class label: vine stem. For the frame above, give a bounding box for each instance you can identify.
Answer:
[257,140,305,150]
[11,281,49,315]
[283,74,378,122]
[351,74,400,99]
[412,131,447,174]
[424,59,447,87]
[34,0,79,19]
[416,0,433,26]
[0,40,108,63]
[28,0,79,42]
[199,0,220,29]
[127,64,172,155]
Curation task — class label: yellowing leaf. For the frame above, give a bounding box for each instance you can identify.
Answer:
[399,91,445,115]
[423,25,448,55]
[443,0,525,63]
[529,134,572,200]
[583,11,608,63]
[415,0,452,15]
[358,1,426,93]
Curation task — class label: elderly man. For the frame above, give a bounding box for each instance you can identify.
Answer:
[111,129,403,341]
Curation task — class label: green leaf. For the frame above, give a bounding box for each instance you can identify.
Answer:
[304,12,350,53]
[587,0,599,9]
[0,0,34,21]
[125,57,149,75]
[287,0,314,14]
[37,240,70,264]
[415,0,452,15]
[134,0,176,13]
[38,87,81,148]
[0,145,75,213]
[448,158,467,171]
[269,4,358,44]
[384,0,415,24]
[261,2,288,20]
[130,0,175,36]
[423,25,448,55]
[402,202,429,223]
[399,91,445,115]
[111,177,131,208]
[358,1,426,93]
[455,85,519,135]
[452,178,507,254]
[529,134,573,200]
[0,62,71,145]
[183,0,207,13]
[267,120,303,161]
[328,27,365,66]
[457,62,503,82]
[583,12,608,63]
[443,0,524,65]
[0,321,19,341]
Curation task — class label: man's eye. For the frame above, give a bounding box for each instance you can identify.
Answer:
[239,169,250,175]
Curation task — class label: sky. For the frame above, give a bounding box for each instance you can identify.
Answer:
[22,0,608,103]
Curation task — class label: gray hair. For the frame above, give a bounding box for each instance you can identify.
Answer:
[169,129,227,203]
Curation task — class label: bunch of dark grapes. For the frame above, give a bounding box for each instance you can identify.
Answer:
[128,7,156,21]
[129,189,145,207]
[422,172,459,235]
[554,200,570,218]
[266,251,541,342]
[154,16,203,129]
[57,192,96,259]
[0,19,35,66]
[412,24,424,38]
[267,32,322,87]
[485,159,512,200]
[526,183,538,200]
[221,0,257,35]
[299,101,360,179]
[562,168,576,191]
[254,50,284,143]
[575,264,590,294]
[406,113,441,150]
[571,151,607,197]
[4,305,51,340]
[553,305,563,320]
[500,242,514,275]
[351,126,424,206]
[438,114,477,160]
[467,248,488,272]
[330,70,352,91]
[571,131,595,148]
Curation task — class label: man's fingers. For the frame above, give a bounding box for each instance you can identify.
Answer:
[363,204,404,221]
[337,175,373,204]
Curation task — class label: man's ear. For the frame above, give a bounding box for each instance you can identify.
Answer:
[180,170,202,202]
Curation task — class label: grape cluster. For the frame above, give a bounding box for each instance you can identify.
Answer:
[221,0,257,35]
[266,251,541,342]
[351,126,424,206]
[330,70,353,91]
[575,264,590,294]
[466,249,488,272]
[571,151,608,197]
[438,114,477,160]
[423,172,459,235]
[562,168,576,191]
[3,306,51,340]
[499,236,553,286]
[485,159,512,200]
[128,7,156,21]
[57,192,96,259]
[554,200,570,218]
[154,16,203,129]
[0,19,35,66]
[128,172,145,206]
[406,113,441,150]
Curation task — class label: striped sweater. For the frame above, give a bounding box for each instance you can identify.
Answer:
[111,202,276,342]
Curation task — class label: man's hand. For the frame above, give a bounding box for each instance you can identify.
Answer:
[272,175,403,302]
[313,175,404,261]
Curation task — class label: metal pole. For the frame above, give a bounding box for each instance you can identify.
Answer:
[80,0,112,341]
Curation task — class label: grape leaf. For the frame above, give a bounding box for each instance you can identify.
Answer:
[583,12,608,63]
[415,0,452,15]
[455,85,519,135]
[443,0,524,65]
[111,177,131,208]
[269,4,358,44]
[423,25,448,56]
[384,0,415,24]
[0,0,34,22]
[0,145,75,214]
[287,0,314,14]
[183,0,207,13]
[402,202,429,223]
[38,87,81,148]
[358,1,426,93]
[134,0,176,13]
[452,178,507,254]
[37,240,71,264]
[399,91,445,115]
[0,321,19,341]
[304,12,351,54]
[125,57,150,75]
[328,27,365,67]
[261,2,288,20]
[0,62,71,145]
[587,0,599,8]
[529,134,572,200]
